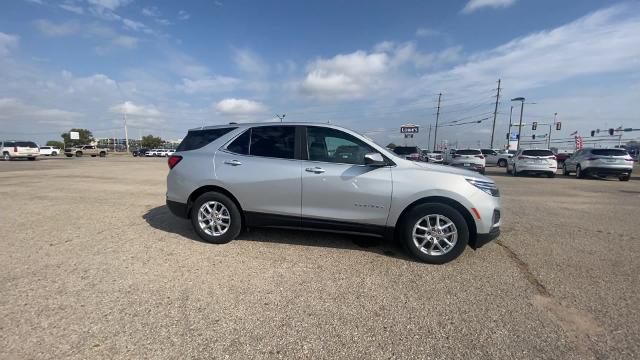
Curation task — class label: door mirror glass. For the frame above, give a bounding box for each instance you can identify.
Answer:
[364,152,385,166]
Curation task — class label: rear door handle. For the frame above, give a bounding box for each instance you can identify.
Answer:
[305,167,326,174]
[224,159,242,166]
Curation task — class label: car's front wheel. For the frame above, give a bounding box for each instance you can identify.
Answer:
[498,159,507,167]
[190,192,242,244]
[401,203,469,264]
[619,175,630,182]
[576,165,583,179]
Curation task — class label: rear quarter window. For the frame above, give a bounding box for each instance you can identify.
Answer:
[176,127,236,152]
[522,150,554,156]
[591,149,628,156]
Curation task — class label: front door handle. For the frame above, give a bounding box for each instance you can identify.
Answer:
[224,159,242,166]
[305,167,326,174]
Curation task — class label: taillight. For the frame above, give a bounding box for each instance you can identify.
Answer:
[14,146,17,152]
[168,155,182,169]
[550,156,557,160]
[475,155,484,159]
[518,156,525,160]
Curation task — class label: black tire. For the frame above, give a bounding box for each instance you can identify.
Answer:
[3,152,10,161]
[401,203,469,264]
[512,165,518,177]
[498,159,507,167]
[75,151,82,157]
[28,157,36,161]
[99,152,106,157]
[479,168,486,175]
[91,155,96,157]
[562,164,569,176]
[51,152,57,156]
[547,172,555,178]
[619,175,630,182]
[576,165,583,179]
[65,154,73,158]
[190,192,242,244]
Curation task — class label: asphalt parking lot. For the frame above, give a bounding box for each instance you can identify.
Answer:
[1,157,639,359]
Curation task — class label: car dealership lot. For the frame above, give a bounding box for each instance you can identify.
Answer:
[1,157,639,359]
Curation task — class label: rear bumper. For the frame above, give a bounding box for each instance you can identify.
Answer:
[167,199,189,219]
[450,163,484,172]
[584,167,632,176]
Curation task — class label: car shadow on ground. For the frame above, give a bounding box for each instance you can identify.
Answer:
[142,205,412,261]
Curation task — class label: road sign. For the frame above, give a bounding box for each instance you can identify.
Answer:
[70,131,80,140]
[400,124,419,134]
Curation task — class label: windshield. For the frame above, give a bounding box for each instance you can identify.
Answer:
[456,149,481,155]
[522,150,554,156]
[591,149,628,156]
[393,146,419,155]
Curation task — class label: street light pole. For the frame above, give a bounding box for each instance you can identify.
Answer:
[507,105,513,149]
[548,112,557,149]
[511,97,525,150]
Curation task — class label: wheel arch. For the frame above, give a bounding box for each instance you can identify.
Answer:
[394,196,479,248]
[187,185,245,226]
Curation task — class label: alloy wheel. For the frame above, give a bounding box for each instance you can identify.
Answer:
[197,201,231,236]
[412,214,458,256]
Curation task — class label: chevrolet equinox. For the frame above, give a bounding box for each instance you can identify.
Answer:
[166,123,501,264]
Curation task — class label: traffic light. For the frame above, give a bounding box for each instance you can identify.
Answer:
[556,122,561,130]
[532,121,538,130]
[608,128,614,136]
[532,134,536,139]
[506,133,510,140]
[591,130,595,137]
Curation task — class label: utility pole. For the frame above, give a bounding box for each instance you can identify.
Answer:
[507,105,513,149]
[123,103,130,153]
[427,124,432,151]
[433,93,442,152]
[490,79,501,148]
[547,112,557,148]
[516,100,525,150]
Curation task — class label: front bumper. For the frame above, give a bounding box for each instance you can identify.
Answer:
[473,227,500,249]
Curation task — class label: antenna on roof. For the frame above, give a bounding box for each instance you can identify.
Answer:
[275,114,286,122]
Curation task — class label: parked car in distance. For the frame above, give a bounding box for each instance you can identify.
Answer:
[1,140,40,160]
[393,146,423,161]
[496,150,516,167]
[554,151,573,165]
[39,146,61,156]
[448,149,486,174]
[422,150,443,163]
[562,148,633,181]
[64,145,107,158]
[132,148,149,157]
[507,149,557,178]
[166,149,176,156]
[166,123,501,264]
[156,149,169,157]
[481,149,500,166]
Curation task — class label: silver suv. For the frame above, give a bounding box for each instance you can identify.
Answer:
[166,123,501,264]
[563,148,633,181]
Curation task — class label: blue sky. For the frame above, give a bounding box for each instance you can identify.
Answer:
[1,0,639,147]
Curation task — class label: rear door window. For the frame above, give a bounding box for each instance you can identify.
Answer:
[591,149,628,156]
[176,127,236,152]
[249,126,295,159]
[522,150,554,157]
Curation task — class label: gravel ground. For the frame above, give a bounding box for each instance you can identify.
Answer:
[1,157,638,359]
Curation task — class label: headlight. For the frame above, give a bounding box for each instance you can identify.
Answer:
[466,178,500,197]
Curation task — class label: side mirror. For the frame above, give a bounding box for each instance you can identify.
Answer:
[364,152,386,166]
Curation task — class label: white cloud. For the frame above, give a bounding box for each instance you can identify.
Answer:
[233,48,268,76]
[177,75,240,94]
[33,19,79,37]
[462,0,516,14]
[0,32,19,56]
[122,18,147,32]
[59,3,84,14]
[215,98,267,115]
[87,0,132,11]
[110,101,161,117]
[0,98,81,126]
[178,10,190,20]
[112,35,138,49]
[142,6,161,17]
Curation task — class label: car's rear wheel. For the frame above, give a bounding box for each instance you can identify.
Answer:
[51,152,57,156]
[619,175,630,181]
[191,192,241,244]
[547,172,555,178]
[28,157,36,161]
[401,203,469,264]
[3,152,10,161]
[99,152,106,157]
[576,165,583,179]
[498,159,507,167]
[75,151,82,157]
